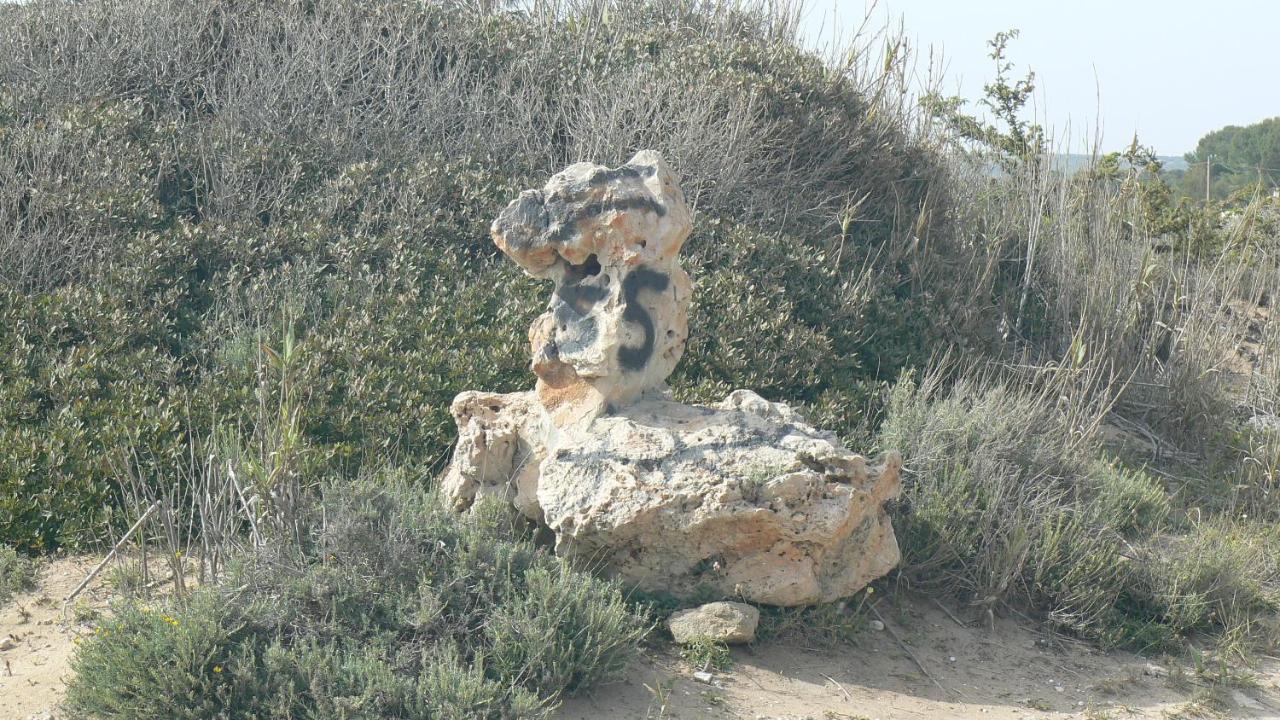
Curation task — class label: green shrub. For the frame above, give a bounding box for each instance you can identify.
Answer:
[485,563,646,693]
[878,369,1278,651]
[1124,521,1279,651]
[677,637,732,671]
[1088,459,1172,536]
[0,544,37,605]
[879,369,1093,600]
[65,476,647,719]
[65,593,241,719]
[754,594,872,648]
[1230,413,1280,521]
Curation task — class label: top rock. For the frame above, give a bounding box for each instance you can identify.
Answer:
[491,150,693,427]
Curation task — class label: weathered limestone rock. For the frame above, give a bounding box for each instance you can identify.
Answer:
[538,391,901,605]
[441,151,903,606]
[444,387,901,605]
[668,602,760,645]
[491,150,692,428]
[439,390,549,519]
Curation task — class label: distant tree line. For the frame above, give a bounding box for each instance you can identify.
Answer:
[1175,117,1280,201]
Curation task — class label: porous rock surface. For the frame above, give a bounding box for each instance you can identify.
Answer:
[668,602,760,645]
[491,149,692,428]
[441,151,902,606]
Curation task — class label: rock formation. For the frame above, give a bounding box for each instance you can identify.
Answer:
[442,150,902,606]
[491,150,692,428]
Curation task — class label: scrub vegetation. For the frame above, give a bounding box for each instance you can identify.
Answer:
[0,1,1276,715]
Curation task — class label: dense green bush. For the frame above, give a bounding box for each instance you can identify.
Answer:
[1124,521,1280,651]
[1087,459,1171,537]
[65,477,647,719]
[0,150,537,548]
[0,0,943,550]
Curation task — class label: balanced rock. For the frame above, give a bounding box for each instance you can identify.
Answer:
[491,150,692,428]
[442,151,903,606]
[668,602,760,645]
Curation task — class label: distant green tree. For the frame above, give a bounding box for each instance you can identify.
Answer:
[1182,117,1280,201]
[1086,137,1215,251]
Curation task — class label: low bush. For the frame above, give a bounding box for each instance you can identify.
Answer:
[1123,521,1280,655]
[65,476,648,719]
[753,593,873,648]
[678,637,732,671]
[880,369,1279,651]
[1088,459,1171,537]
[878,368,1096,600]
[0,544,37,605]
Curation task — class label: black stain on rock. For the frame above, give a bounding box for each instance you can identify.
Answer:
[551,255,609,351]
[587,162,656,187]
[618,267,670,371]
[547,196,666,245]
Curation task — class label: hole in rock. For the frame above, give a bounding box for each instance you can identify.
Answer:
[564,254,602,282]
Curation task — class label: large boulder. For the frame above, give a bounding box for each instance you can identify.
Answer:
[443,388,900,606]
[441,151,902,606]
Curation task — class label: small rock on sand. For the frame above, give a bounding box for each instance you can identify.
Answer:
[669,601,759,644]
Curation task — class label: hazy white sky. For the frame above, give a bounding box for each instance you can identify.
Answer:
[801,0,1279,156]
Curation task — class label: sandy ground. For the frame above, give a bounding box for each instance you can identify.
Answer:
[1,556,114,720]
[4,559,1278,720]
[559,599,1280,720]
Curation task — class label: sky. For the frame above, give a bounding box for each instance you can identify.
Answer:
[800,0,1280,156]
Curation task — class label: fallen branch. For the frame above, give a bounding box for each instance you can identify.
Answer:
[820,672,852,702]
[931,598,968,628]
[63,501,159,617]
[871,605,954,698]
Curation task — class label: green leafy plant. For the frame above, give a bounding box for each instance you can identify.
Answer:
[0,545,36,605]
[66,476,648,719]
[678,637,732,671]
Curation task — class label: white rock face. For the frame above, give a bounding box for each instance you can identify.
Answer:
[439,390,549,520]
[444,388,900,606]
[442,152,903,606]
[668,602,760,645]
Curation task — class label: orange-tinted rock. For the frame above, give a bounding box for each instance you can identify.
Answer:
[443,153,903,606]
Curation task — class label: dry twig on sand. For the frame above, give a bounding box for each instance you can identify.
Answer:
[871,605,956,698]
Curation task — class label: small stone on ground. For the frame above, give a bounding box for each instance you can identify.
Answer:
[668,601,759,644]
